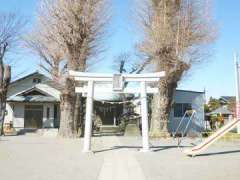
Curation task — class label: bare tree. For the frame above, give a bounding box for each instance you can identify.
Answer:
[37,0,110,137]
[113,52,131,73]
[0,12,26,135]
[25,30,66,80]
[138,0,216,137]
[113,52,152,74]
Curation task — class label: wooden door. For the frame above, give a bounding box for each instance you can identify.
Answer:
[24,105,43,128]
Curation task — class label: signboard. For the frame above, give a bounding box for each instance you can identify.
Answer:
[112,74,124,91]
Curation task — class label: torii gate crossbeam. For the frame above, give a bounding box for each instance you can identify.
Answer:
[69,71,165,152]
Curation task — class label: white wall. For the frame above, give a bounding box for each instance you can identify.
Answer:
[4,102,55,129]
[13,103,25,128]
[169,90,205,134]
[5,103,14,124]
[43,103,54,128]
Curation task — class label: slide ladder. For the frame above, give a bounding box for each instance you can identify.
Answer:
[184,118,240,156]
[173,110,196,146]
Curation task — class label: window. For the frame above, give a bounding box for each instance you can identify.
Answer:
[174,103,192,118]
[174,104,183,117]
[33,78,41,84]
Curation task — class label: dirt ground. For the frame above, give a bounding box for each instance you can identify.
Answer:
[0,135,240,180]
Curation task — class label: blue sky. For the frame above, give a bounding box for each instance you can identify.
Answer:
[0,0,240,100]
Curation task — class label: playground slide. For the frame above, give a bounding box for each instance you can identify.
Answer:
[184,118,240,156]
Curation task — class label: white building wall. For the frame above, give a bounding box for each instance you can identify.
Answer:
[43,103,54,128]
[169,90,205,134]
[5,103,14,124]
[4,102,55,129]
[12,103,25,128]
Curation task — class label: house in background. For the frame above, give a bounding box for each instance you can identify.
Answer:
[169,90,205,135]
[133,90,205,135]
[208,106,234,123]
[5,72,62,132]
[205,96,236,130]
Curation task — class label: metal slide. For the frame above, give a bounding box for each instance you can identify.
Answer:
[184,118,240,156]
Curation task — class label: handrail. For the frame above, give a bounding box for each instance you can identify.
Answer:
[183,111,196,136]
[173,111,188,137]
[173,110,196,146]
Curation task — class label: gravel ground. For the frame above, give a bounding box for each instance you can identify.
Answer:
[0,135,240,180]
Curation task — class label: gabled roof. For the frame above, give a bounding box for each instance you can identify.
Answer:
[7,84,61,103]
[219,96,235,103]
[209,106,233,115]
[10,71,64,91]
[8,71,63,97]
[10,71,43,85]
[8,95,59,103]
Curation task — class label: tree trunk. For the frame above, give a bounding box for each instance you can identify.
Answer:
[73,93,83,137]
[72,74,85,138]
[0,65,11,136]
[150,79,176,138]
[0,98,6,135]
[58,78,75,138]
[62,48,86,138]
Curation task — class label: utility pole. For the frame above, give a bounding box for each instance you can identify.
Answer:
[234,52,240,134]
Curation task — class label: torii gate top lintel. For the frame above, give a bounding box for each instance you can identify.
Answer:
[69,70,165,82]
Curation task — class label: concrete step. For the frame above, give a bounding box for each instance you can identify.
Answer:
[99,126,120,133]
[17,129,39,136]
[17,128,58,137]
[37,129,59,137]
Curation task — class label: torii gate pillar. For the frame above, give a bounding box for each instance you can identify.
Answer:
[83,81,94,152]
[140,81,150,152]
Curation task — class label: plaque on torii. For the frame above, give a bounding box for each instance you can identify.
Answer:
[70,70,165,152]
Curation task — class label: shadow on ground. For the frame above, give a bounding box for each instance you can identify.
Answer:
[93,145,192,154]
[197,150,240,157]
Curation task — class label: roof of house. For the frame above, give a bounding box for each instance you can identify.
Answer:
[7,72,62,103]
[208,106,234,115]
[219,96,236,103]
[175,89,205,94]
[7,84,61,103]
[10,71,41,85]
[8,95,59,103]
[10,71,64,92]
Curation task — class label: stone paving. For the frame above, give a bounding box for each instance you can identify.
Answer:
[0,135,240,180]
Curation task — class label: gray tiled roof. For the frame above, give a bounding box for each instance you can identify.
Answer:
[209,106,233,115]
[7,95,59,102]
[220,96,235,103]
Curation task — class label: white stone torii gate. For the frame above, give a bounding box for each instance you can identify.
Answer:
[69,70,165,152]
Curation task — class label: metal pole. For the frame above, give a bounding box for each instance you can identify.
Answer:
[234,52,240,134]
[140,81,150,152]
[83,81,94,152]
